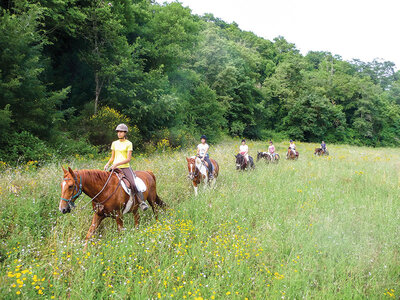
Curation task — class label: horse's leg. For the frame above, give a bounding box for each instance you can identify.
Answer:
[193,181,198,196]
[84,213,105,251]
[133,207,140,229]
[115,212,124,232]
[211,177,217,189]
[147,193,158,220]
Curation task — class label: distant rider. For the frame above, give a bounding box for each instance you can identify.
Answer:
[104,124,149,211]
[289,140,296,156]
[239,139,249,163]
[268,141,276,158]
[321,141,327,153]
[197,135,214,179]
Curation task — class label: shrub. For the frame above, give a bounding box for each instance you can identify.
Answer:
[52,133,99,157]
[0,131,53,164]
[260,129,289,143]
[85,106,141,150]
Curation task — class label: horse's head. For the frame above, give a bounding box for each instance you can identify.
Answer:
[257,152,262,160]
[186,157,196,180]
[235,154,244,169]
[59,167,82,214]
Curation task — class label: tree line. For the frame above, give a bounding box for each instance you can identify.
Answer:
[1,0,400,163]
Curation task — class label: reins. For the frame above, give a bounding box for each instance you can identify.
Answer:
[63,170,123,211]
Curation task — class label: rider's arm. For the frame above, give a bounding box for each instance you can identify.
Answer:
[111,150,132,169]
[104,150,115,170]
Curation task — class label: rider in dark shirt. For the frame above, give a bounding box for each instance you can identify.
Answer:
[321,141,327,153]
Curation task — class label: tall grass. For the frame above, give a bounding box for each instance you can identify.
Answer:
[0,140,399,299]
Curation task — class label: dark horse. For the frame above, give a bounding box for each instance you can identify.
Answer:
[257,151,280,163]
[235,154,255,170]
[59,167,165,249]
[286,148,299,160]
[186,156,219,196]
[314,148,329,156]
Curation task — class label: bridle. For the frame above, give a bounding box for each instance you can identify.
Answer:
[236,154,246,168]
[60,170,120,211]
[60,172,82,209]
[188,160,199,180]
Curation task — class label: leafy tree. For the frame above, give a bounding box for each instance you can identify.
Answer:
[0,4,69,141]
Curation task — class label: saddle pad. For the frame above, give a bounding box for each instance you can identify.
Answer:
[134,177,147,193]
[117,174,147,195]
[120,180,131,195]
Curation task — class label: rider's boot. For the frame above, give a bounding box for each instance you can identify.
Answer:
[137,191,149,211]
[209,166,214,179]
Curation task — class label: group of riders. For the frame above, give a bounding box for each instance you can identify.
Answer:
[104,123,329,207]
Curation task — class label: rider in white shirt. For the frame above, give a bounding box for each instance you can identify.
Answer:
[197,135,213,179]
[289,139,296,155]
[239,139,249,163]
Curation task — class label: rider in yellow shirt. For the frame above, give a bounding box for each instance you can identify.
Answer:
[104,124,149,211]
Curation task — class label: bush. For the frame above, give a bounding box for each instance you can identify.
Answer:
[85,106,141,150]
[0,131,53,164]
[52,133,99,157]
[260,129,289,143]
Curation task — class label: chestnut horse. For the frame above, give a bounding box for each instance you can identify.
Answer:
[286,148,299,160]
[314,148,329,156]
[59,167,165,249]
[186,156,219,196]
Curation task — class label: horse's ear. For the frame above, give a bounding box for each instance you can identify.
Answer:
[186,157,189,162]
[68,167,75,177]
[62,166,67,174]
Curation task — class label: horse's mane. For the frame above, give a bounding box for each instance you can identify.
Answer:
[79,169,112,185]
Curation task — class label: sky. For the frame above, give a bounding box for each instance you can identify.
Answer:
[156,0,400,69]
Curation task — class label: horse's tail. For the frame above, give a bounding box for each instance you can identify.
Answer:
[146,170,166,208]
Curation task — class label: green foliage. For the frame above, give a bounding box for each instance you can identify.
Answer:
[0,131,52,163]
[186,83,226,141]
[282,92,346,142]
[85,106,140,149]
[2,0,400,164]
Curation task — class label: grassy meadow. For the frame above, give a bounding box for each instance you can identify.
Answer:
[0,140,399,299]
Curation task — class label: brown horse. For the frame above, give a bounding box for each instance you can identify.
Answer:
[314,148,329,156]
[286,148,299,160]
[186,156,219,196]
[59,167,165,249]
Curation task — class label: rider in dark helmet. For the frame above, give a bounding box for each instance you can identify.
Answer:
[197,135,214,179]
[321,141,327,153]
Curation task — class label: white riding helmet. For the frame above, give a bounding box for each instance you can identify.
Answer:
[115,123,128,132]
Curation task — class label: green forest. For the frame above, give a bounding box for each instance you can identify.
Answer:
[1,0,400,163]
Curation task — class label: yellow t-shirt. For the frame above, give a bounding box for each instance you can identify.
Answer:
[111,140,133,168]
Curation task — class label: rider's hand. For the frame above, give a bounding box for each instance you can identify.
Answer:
[111,164,118,170]
[104,163,109,171]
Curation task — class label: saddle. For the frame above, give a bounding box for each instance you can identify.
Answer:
[113,169,132,192]
[113,168,147,215]
[113,169,147,195]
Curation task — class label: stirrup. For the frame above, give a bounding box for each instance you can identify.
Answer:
[139,201,149,211]
[137,192,148,211]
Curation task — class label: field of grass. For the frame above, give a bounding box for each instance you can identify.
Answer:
[0,140,399,299]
